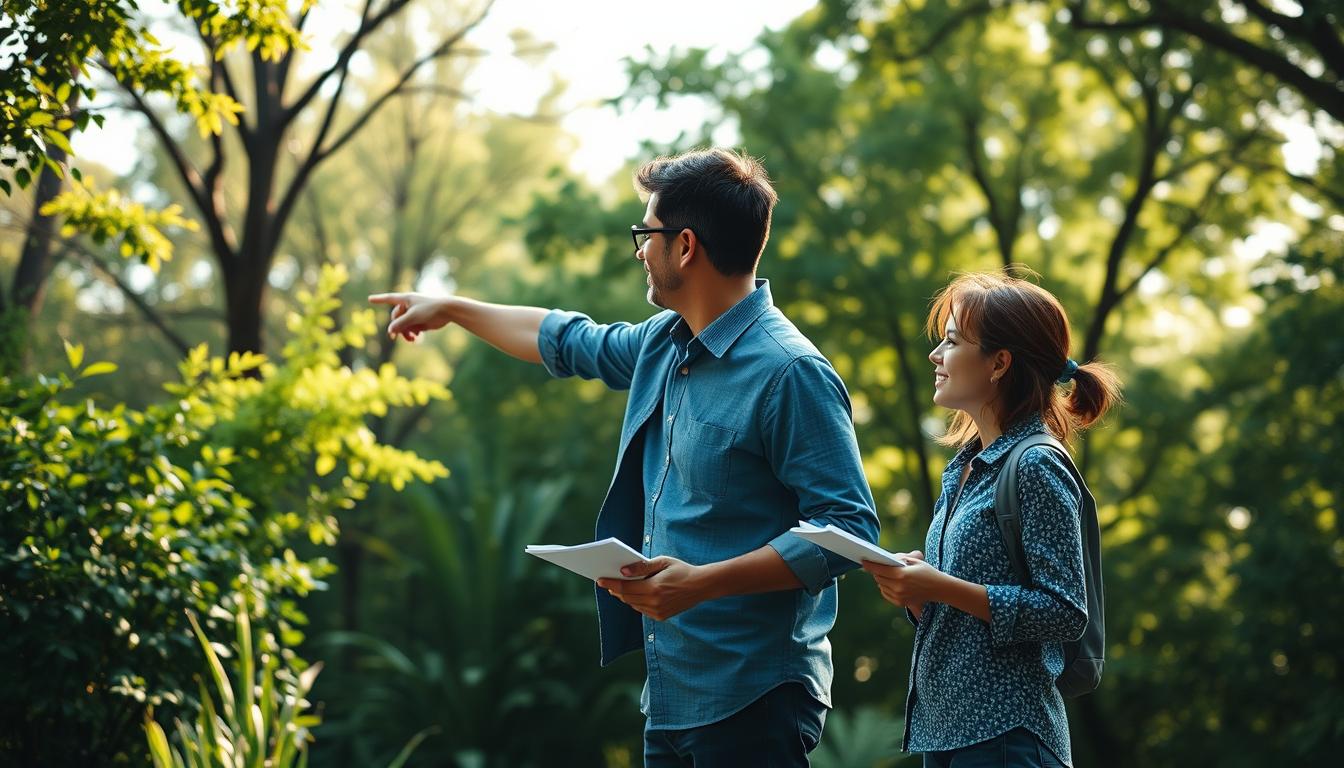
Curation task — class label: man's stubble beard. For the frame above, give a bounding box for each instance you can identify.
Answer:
[646,243,683,309]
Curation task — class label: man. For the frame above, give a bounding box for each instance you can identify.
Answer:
[370,148,878,767]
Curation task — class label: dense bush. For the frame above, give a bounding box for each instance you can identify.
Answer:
[0,265,448,764]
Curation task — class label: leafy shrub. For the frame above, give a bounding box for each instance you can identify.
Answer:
[0,264,447,764]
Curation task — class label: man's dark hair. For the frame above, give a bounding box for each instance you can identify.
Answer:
[634,148,779,276]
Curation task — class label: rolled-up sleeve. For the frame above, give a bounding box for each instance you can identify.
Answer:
[986,447,1088,648]
[538,309,666,390]
[761,356,880,594]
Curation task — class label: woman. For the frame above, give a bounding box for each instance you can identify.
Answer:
[864,271,1120,767]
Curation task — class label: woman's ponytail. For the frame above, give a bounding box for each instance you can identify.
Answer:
[1065,360,1123,429]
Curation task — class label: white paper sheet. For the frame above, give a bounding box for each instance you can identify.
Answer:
[525,537,651,581]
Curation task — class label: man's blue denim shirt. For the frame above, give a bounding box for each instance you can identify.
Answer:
[904,415,1088,765]
[537,280,879,730]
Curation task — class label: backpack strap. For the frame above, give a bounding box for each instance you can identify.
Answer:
[993,431,1108,697]
[993,433,1072,586]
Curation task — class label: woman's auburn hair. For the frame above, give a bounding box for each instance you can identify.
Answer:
[925,269,1123,448]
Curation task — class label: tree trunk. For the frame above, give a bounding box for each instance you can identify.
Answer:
[225,112,284,355]
[4,88,78,375]
[223,258,268,355]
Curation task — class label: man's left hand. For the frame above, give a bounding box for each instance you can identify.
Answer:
[597,557,716,621]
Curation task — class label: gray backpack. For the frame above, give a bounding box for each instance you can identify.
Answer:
[993,433,1105,698]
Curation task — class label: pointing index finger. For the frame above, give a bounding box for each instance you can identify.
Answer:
[367,293,406,305]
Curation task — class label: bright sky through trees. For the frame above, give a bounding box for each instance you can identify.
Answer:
[72,0,816,184]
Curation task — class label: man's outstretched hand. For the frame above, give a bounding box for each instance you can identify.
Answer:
[368,292,450,342]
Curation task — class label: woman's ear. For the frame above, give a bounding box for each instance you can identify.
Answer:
[991,349,1012,382]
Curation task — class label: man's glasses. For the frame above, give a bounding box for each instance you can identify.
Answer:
[631,225,703,252]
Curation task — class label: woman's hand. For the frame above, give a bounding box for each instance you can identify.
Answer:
[863,550,991,623]
[862,550,943,611]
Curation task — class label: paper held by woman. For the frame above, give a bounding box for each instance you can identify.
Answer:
[789,522,910,567]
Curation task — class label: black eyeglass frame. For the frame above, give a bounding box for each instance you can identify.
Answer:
[630,225,706,251]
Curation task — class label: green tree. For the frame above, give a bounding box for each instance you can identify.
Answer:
[0,0,303,373]
[113,0,527,355]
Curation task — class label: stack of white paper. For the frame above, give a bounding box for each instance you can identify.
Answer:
[525,537,651,581]
[789,522,909,567]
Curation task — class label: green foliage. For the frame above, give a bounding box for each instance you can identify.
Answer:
[40,176,200,270]
[145,607,431,768]
[0,263,448,764]
[810,706,908,768]
[145,608,323,768]
[311,475,642,767]
[0,0,301,172]
[1088,245,1344,762]
[173,263,451,507]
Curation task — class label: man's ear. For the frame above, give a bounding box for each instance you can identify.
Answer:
[676,229,697,269]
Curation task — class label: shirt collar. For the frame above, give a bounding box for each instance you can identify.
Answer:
[973,413,1048,467]
[669,279,773,359]
[946,413,1048,473]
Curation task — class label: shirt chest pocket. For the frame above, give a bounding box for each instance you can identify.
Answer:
[673,418,735,499]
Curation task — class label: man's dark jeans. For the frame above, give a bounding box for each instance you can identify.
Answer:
[643,682,827,767]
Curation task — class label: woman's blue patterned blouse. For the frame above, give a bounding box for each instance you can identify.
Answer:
[903,415,1088,765]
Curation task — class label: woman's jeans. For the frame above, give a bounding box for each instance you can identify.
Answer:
[922,727,1068,768]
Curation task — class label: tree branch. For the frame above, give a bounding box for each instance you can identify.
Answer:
[315,28,479,164]
[61,243,193,356]
[115,81,208,214]
[283,0,406,123]
[880,1,996,63]
[1078,47,1142,125]
[115,82,239,267]
[271,5,491,244]
[1082,77,1163,361]
[1228,0,1344,74]
[196,27,250,145]
[1070,0,1344,122]
[1243,159,1344,210]
[960,110,1016,266]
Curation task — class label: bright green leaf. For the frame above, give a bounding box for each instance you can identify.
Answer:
[63,339,84,369]
[314,455,336,477]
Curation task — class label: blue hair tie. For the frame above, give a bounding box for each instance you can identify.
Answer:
[1057,358,1079,385]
